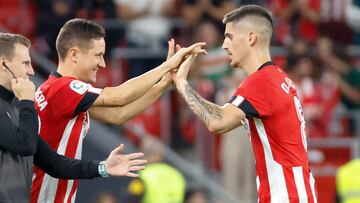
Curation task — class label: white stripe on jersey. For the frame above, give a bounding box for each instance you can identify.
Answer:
[293,166,308,203]
[37,116,78,203]
[58,116,78,155]
[256,176,260,203]
[254,118,289,203]
[231,95,244,107]
[37,174,58,203]
[64,180,74,203]
[232,95,244,107]
[71,190,77,203]
[310,173,317,203]
[88,86,103,95]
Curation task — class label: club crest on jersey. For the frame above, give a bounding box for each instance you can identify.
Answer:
[70,80,89,95]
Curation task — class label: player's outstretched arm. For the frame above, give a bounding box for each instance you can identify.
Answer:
[92,40,206,108]
[88,39,178,124]
[173,55,245,134]
[89,73,172,125]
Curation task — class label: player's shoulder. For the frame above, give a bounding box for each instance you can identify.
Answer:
[243,67,272,85]
[67,79,91,95]
[41,76,90,95]
[55,76,90,94]
[255,64,288,82]
[259,63,285,75]
[240,64,286,89]
[41,75,72,88]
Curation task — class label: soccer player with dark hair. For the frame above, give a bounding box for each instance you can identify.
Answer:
[172,5,317,202]
[0,32,146,203]
[31,18,206,202]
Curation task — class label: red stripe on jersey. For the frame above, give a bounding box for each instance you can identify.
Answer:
[54,180,67,202]
[31,168,45,203]
[282,166,299,202]
[54,115,83,202]
[303,168,315,203]
[248,118,271,203]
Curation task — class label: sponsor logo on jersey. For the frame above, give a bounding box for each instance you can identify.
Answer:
[70,80,89,95]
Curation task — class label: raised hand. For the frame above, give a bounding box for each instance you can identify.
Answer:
[166,42,207,71]
[104,144,147,177]
[162,39,181,86]
[11,78,35,101]
[166,38,176,60]
[172,54,197,86]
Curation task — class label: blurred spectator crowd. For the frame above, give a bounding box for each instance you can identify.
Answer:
[1,0,360,202]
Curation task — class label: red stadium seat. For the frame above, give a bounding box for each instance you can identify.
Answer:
[0,1,36,37]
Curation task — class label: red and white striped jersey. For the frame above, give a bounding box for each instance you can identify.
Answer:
[228,62,317,202]
[31,72,102,203]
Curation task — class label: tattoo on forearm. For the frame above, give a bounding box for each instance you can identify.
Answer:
[183,84,222,126]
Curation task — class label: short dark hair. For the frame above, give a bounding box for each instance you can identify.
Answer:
[223,5,273,28]
[0,33,31,61]
[56,18,106,61]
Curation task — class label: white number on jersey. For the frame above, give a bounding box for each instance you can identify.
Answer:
[294,96,307,151]
[281,77,296,94]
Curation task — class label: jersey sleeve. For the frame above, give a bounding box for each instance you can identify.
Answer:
[34,137,100,179]
[56,79,103,117]
[73,85,103,116]
[227,72,273,118]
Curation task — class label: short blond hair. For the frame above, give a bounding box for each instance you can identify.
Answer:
[0,33,31,60]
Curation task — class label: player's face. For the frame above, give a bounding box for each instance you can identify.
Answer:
[222,22,250,68]
[4,43,34,81]
[77,38,106,84]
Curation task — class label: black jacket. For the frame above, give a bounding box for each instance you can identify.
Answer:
[0,85,100,203]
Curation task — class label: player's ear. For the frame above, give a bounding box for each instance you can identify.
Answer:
[69,47,80,64]
[248,32,257,47]
[0,57,6,72]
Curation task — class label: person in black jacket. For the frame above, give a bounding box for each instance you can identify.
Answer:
[0,32,147,203]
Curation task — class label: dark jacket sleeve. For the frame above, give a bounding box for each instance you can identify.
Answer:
[34,137,101,179]
[0,100,38,156]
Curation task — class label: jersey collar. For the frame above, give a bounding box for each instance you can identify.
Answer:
[50,71,63,78]
[258,61,275,71]
[0,85,15,103]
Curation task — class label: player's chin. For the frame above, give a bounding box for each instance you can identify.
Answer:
[230,58,242,68]
[86,75,96,84]
[230,60,238,67]
[90,77,97,84]
[90,73,98,83]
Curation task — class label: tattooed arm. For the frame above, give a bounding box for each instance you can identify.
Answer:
[175,80,245,134]
[171,52,245,133]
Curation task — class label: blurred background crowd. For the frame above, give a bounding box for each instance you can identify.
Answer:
[1,0,360,202]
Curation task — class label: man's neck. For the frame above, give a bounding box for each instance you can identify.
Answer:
[241,49,271,75]
[0,77,11,91]
[57,62,78,79]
